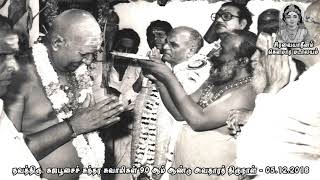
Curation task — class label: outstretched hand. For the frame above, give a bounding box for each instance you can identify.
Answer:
[69,96,124,135]
[138,48,173,83]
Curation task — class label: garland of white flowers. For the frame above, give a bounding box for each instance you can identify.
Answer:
[133,83,160,178]
[32,43,104,180]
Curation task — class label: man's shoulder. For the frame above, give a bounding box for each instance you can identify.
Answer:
[176,57,211,72]
[230,83,257,101]
[187,59,210,70]
[9,63,40,96]
[187,58,211,76]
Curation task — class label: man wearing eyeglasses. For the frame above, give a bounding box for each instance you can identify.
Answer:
[201,2,253,59]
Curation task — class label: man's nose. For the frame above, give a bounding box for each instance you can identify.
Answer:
[6,56,19,72]
[215,16,224,23]
[154,36,163,41]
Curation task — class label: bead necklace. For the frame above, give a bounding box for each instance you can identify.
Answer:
[285,26,299,41]
[198,76,252,108]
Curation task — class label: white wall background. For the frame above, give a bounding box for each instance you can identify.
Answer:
[114,0,310,55]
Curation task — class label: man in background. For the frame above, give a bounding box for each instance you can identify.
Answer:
[105,28,141,180]
[201,1,253,58]
[146,20,172,54]
[107,28,141,104]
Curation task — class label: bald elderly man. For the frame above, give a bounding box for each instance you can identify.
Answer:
[5,9,124,180]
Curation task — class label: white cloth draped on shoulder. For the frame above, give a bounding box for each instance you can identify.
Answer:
[0,99,41,180]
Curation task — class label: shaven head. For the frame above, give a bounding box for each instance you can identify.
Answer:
[47,9,102,72]
[49,9,101,48]
[305,0,320,46]
[291,0,320,67]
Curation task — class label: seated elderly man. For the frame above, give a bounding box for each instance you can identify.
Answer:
[138,29,258,180]
[237,1,320,179]
[4,10,124,180]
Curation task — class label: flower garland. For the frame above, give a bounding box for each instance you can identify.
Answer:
[133,80,160,179]
[32,43,104,180]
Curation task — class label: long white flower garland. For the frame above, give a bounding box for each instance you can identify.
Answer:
[133,82,160,179]
[32,43,105,180]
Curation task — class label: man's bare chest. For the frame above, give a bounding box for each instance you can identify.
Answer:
[22,81,57,132]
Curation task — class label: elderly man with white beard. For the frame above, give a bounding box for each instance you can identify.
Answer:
[138,29,257,180]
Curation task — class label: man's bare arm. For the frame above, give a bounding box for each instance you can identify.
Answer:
[4,88,25,131]
[138,50,256,131]
[163,73,256,131]
[24,121,75,160]
[25,97,124,160]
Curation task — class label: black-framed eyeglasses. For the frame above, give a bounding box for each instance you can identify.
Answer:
[305,16,320,25]
[211,12,240,21]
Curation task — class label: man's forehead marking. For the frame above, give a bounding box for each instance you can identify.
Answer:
[83,37,101,45]
[73,36,101,52]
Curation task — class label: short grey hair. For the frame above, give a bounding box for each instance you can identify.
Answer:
[173,26,204,53]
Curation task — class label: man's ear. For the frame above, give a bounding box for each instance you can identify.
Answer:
[186,47,196,59]
[240,19,248,30]
[51,34,65,51]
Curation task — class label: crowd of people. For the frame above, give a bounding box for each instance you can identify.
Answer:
[0,0,320,180]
